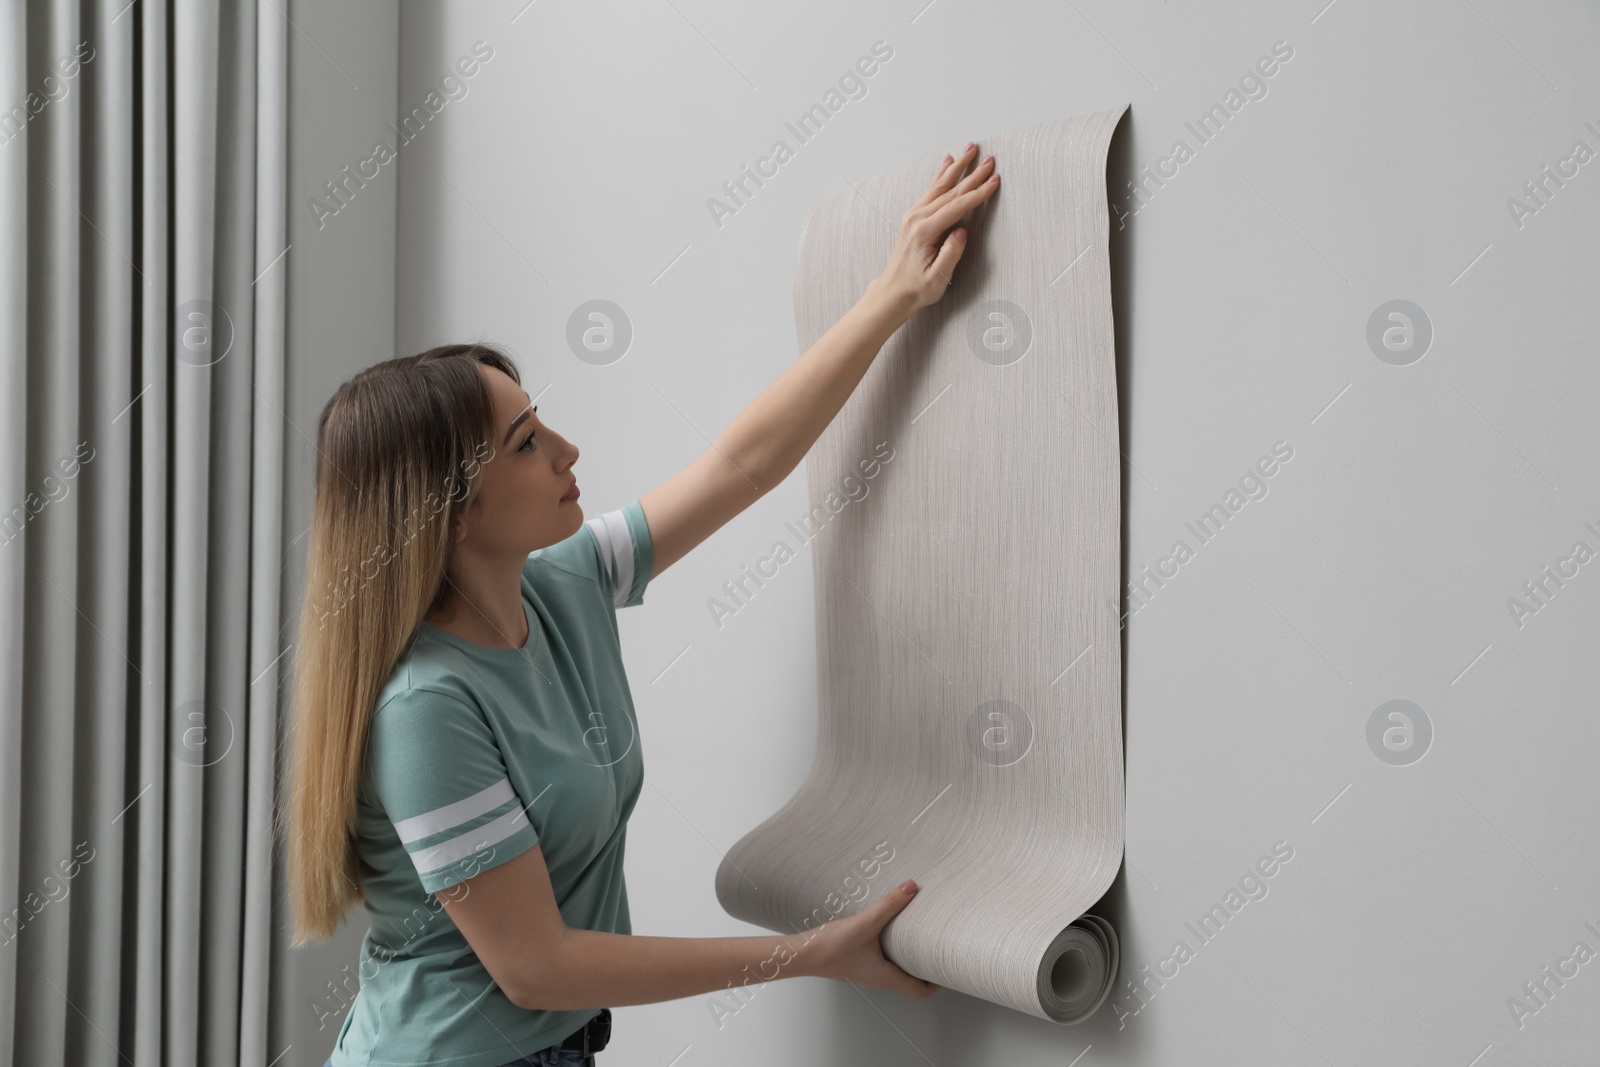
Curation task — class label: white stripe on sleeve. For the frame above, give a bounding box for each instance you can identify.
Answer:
[407,804,531,878]
[392,777,517,845]
[585,509,636,608]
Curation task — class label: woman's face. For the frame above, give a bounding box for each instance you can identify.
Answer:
[456,364,582,556]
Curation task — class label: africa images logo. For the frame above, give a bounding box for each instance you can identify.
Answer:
[579,701,636,769]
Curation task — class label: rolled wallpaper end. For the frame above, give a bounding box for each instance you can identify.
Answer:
[718,103,1130,1024]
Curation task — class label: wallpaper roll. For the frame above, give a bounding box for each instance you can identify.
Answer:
[715,104,1128,1024]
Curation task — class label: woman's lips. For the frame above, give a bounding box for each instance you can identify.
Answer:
[561,482,580,503]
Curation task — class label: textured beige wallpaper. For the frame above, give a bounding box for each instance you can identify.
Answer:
[715,104,1129,1024]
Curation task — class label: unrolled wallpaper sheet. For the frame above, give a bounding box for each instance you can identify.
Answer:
[714,104,1129,1023]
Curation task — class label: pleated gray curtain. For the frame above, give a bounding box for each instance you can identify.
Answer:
[0,1,288,1065]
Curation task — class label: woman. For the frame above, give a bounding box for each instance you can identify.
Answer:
[287,144,999,1067]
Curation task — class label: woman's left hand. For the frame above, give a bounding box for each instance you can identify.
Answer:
[872,142,999,314]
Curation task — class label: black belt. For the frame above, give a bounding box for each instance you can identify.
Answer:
[558,1007,611,1055]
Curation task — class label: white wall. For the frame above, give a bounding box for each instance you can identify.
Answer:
[389,1,1600,1063]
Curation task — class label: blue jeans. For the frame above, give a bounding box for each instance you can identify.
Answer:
[323,1047,594,1067]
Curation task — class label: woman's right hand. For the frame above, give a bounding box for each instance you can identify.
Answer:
[870,143,1000,315]
[793,879,941,999]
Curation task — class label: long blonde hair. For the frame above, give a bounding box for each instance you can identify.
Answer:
[282,342,521,944]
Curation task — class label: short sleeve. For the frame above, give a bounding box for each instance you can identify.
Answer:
[365,687,541,894]
[582,499,654,609]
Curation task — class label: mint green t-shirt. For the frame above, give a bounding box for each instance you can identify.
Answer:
[328,500,654,1067]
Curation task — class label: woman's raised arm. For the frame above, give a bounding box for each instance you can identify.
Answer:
[639,142,1000,580]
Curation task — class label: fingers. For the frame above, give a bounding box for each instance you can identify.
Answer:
[886,962,940,999]
[934,143,976,186]
[884,878,919,915]
[906,153,997,245]
[930,156,997,216]
[919,143,979,206]
[939,153,996,201]
[863,878,920,932]
[883,953,940,998]
[891,971,940,998]
[918,155,994,222]
[862,880,942,999]
[921,171,998,236]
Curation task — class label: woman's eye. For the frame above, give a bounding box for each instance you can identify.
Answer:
[518,432,536,453]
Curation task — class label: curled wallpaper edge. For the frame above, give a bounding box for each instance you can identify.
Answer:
[716,103,1129,1024]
